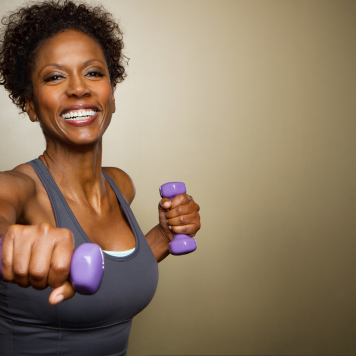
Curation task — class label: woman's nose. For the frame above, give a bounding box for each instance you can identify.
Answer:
[66,75,90,98]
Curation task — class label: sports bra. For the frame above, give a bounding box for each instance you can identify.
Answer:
[0,159,159,356]
[104,248,136,257]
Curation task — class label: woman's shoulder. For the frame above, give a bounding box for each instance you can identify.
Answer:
[102,167,136,205]
[0,163,37,194]
[0,164,38,221]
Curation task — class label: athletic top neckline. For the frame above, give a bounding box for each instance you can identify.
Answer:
[29,158,139,262]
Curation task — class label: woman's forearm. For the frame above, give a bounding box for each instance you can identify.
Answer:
[145,225,170,263]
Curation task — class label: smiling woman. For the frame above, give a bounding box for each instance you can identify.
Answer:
[27,30,115,143]
[0,1,200,355]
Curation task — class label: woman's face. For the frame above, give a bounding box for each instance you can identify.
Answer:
[27,29,115,147]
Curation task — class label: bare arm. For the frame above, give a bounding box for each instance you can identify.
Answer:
[147,194,201,262]
[0,169,76,305]
[145,225,171,262]
[0,170,35,237]
[102,167,201,263]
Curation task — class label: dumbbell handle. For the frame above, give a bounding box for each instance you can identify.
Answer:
[0,242,104,295]
[160,182,197,255]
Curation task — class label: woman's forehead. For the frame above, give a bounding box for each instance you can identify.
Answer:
[33,29,106,72]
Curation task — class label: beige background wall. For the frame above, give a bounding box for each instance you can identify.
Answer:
[0,0,355,354]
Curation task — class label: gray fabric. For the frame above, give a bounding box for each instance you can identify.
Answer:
[0,159,159,355]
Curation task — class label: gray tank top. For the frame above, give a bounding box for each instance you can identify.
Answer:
[0,159,159,356]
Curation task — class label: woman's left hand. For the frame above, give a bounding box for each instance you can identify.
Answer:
[158,194,200,242]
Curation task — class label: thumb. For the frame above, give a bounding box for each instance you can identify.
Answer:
[49,280,75,305]
[159,198,171,210]
[158,199,174,241]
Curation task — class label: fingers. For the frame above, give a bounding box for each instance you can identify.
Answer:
[2,224,33,286]
[166,211,200,236]
[165,194,199,219]
[28,240,53,290]
[49,280,75,305]
[1,223,75,302]
[47,229,74,288]
[28,224,56,290]
[170,194,192,210]
[159,194,193,213]
[160,194,201,237]
[159,198,171,210]
[1,225,16,282]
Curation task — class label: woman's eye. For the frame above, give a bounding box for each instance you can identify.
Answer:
[43,75,63,82]
[87,71,105,78]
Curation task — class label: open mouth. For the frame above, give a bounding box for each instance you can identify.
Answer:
[61,109,97,121]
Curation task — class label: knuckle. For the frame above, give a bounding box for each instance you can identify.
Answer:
[5,225,20,240]
[1,258,12,270]
[62,228,74,241]
[38,222,51,235]
[55,228,74,248]
[178,215,186,225]
[179,225,189,234]
[29,269,47,283]
[176,205,184,215]
[13,266,28,279]
[51,261,70,276]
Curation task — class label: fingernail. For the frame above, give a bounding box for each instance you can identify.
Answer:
[163,202,170,208]
[54,295,64,305]
[168,226,172,230]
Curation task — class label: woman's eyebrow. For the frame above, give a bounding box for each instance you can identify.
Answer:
[37,59,106,77]
[38,63,64,76]
[83,58,106,66]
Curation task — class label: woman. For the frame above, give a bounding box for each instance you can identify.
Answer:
[0,1,201,355]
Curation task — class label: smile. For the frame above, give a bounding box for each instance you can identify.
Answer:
[61,109,97,121]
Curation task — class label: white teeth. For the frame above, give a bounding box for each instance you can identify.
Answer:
[61,110,97,120]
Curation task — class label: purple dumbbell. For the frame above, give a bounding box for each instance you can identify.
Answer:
[160,182,197,255]
[0,242,104,295]
[69,243,104,295]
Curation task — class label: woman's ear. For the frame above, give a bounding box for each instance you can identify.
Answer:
[25,98,37,122]
[112,96,116,114]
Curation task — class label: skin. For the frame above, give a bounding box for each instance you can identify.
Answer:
[0,30,200,305]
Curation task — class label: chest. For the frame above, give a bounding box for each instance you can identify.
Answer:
[23,179,136,251]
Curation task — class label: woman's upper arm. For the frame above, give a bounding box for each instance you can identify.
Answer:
[0,170,35,225]
[102,167,136,205]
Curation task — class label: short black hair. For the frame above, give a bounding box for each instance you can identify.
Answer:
[0,0,127,112]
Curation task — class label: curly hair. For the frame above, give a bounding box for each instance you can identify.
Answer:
[0,0,127,112]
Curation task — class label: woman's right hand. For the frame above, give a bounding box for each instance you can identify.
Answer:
[1,222,76,305]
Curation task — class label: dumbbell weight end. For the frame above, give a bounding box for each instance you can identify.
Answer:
[160,182,197,255]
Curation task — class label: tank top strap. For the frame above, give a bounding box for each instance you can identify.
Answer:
[27,158,64,227]
[102,172,142,251]
[27,159,88,246]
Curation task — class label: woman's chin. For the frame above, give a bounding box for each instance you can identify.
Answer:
[55,132,103,148]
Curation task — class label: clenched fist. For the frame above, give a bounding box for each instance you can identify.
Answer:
[1,223,76,305]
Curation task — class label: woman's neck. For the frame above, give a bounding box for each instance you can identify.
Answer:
[39,139,107,210]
